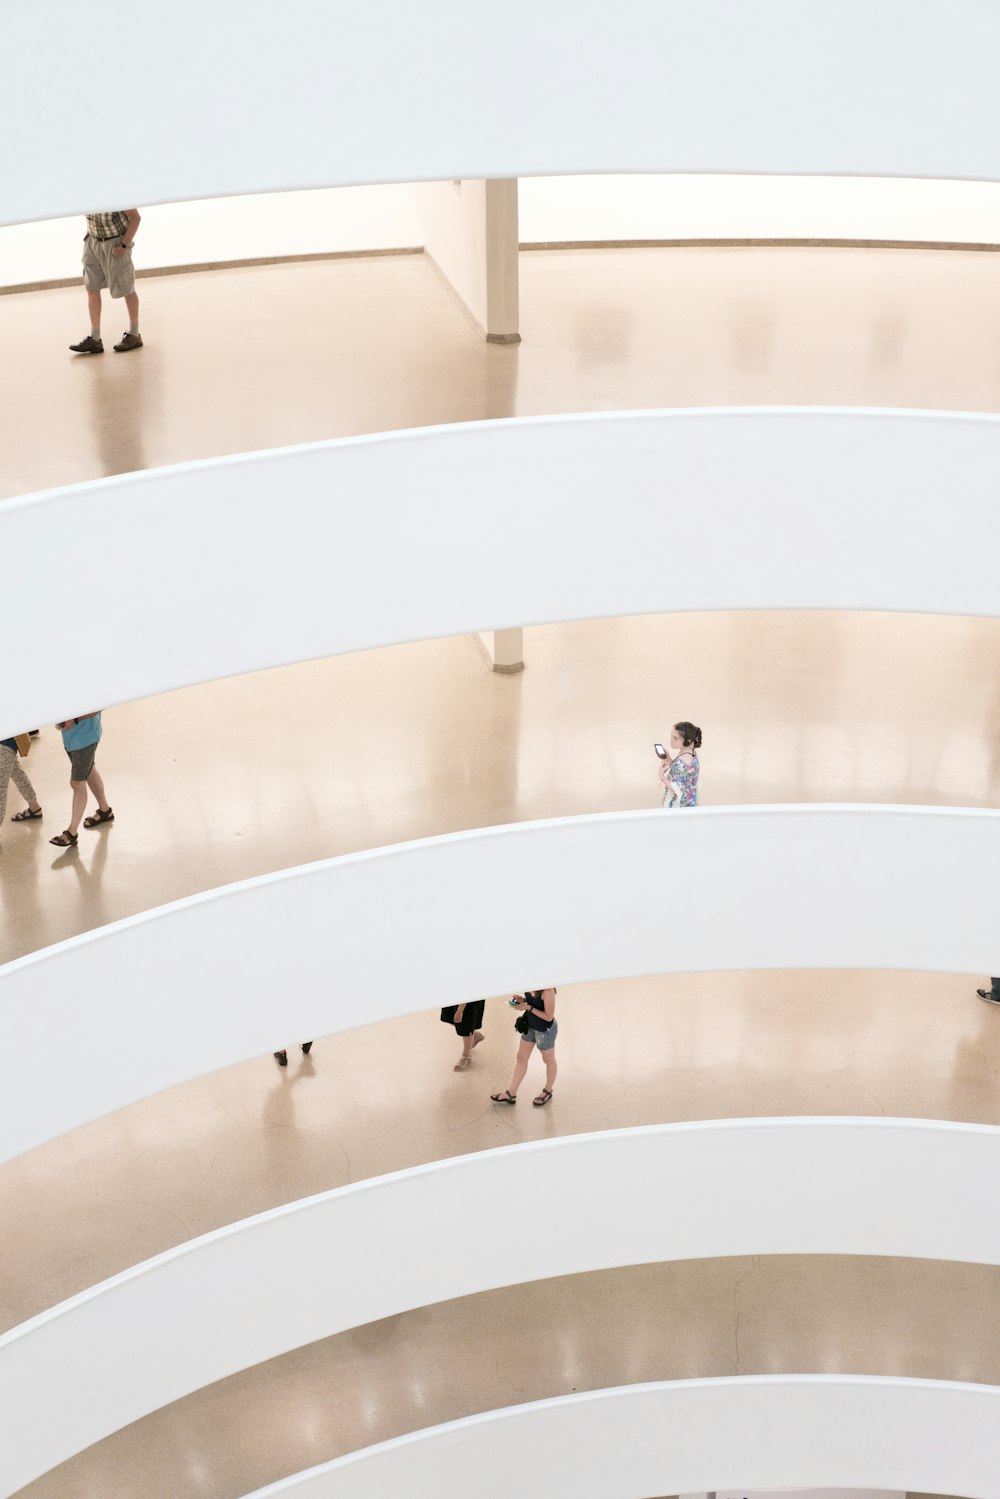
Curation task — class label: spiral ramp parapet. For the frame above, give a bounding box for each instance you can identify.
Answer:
[3,4,999,1496]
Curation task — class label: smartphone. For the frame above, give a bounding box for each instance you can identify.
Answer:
[508,996,522,1007]
[654,743,667,759]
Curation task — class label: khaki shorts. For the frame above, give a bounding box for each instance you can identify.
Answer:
[82,234,135,298]
[67,743,98,780]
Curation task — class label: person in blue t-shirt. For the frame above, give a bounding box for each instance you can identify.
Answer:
[49,712,114,848]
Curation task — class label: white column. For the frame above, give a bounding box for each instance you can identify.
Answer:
[475,627,524,674]
[422,178,520,342]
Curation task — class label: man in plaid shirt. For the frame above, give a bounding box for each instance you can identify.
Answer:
[70,208,144,354]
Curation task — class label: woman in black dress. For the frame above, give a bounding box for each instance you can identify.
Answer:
[440,999,486,1071]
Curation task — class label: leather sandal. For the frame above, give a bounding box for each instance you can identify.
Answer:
[12,808,42,821]
[84,807,114,828]
[533,1089,554,1107]
[490,1089,516,1105]
[50,830,78,847]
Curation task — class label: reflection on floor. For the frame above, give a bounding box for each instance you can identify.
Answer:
[19,1253,1000,1499]
[4,244,1000,501]
[3,967,999,1314]
[3,611,999,963]
[6,246,999,1499]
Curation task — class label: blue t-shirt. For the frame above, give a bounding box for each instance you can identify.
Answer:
[61,714,102,751]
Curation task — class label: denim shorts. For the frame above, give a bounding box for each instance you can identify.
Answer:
[521,1018,558,1052]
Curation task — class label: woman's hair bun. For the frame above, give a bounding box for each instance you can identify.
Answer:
[674,720,702,749]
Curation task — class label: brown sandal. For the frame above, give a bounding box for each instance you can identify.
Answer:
[50,830,78,847]
[84,807,114,828]
[532,1089,553,1107]
[12,807,42,821]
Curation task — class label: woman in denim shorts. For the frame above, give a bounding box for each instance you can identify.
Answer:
[491,987,557,1107]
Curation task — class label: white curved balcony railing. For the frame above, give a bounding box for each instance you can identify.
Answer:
[7,1,1000,224]
[2,1119,999,1495]
[5,408,1000,733]
[240,1377,1000,1499]
[1,806,997,1165]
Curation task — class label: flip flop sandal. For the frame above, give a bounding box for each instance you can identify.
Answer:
[490,1089,517,1105]
[12,808,42,821]
[84,807,114,828]
[532,1089,554,1107]
[50,830,78,847]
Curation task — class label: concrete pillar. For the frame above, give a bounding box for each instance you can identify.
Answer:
[476,627,524,674]
[422,178,520,342]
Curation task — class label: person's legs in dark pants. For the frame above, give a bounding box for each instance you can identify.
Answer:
[975,978,1000,1005]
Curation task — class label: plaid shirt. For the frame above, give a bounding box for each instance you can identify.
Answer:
[86,210,130,241]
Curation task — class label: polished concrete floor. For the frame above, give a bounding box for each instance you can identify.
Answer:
[4,971,999,1333]
[4,244,1000,501]
[6,967,1000,1495]
[18,1255,1000,1499]
[2,610,999,963]
[4,249,999,1499]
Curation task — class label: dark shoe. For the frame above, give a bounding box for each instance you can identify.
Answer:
[49,829,78,847]
[69,335,104,354]
[114,332,143,352]
[490,1089,517,1105]
[83,807,114,828]
[11,808,42,822]
[976,989,1000,1006]
[301,1041,313,1054]
[532,1088,554,1107]
[273,1049,288,1066]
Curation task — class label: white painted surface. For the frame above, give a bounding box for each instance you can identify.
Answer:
[422,180,491,332]
[0,186,424,288]
[714,1491,901,1499]
[0,806,997,1164]
[5,174,1000,294]
[7,2,1000,225]
[5,408,1000,732]
[2,1122,1000,1494]
[241,1379,1000,1499]
[518,174,1000,245]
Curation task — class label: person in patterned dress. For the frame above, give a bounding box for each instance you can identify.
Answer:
[659,721,702,807]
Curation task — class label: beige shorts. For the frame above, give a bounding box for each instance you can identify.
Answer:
[82,234,135,298]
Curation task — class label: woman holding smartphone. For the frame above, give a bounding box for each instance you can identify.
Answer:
[490,987,558,1107]
[658,721,702,808]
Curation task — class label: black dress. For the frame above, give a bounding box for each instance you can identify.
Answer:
[440,999,486,1038]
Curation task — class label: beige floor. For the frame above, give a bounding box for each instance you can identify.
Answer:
[3,971,998,1334]
[4,249,1000,1499]
[2,610,999,963]
[6,967,1000,1496]
[4,244,1000,501]
[18,1255,1000,1499]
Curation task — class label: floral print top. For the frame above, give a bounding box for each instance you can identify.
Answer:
[662,751,699,808]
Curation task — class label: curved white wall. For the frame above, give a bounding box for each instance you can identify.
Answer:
[242,1377,1000,1499]
[519,173,1000,246]
[5,408,1000,733]
[3,1119,999,1494]
[1,806,997,1164]
[7,2,1000,225]
[0,186,425,289]
[5,173,1000,294]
